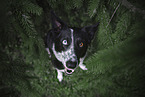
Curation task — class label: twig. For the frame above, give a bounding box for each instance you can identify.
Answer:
[106,2,121,28]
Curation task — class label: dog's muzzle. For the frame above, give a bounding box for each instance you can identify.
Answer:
[65,60,78,74]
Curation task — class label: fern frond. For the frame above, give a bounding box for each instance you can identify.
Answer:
[73,0,83,8]
[65,0,75,10]
[97,6,113,50]
[23,1,43,16]
[112,11,132,43]
[88,0,100,17]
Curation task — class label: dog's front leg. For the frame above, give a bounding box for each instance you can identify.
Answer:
[57,70,64,82]
[79,63,88,70]
[79,57,88,70]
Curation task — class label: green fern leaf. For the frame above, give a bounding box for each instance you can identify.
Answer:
[23,2,43,16]
[88,0,100,17]
[73,0,83,8]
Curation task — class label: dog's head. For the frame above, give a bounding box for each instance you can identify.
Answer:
[49,12,99,74]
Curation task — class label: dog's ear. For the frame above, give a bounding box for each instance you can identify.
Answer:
[51,11,66,30]
[82,22,99,43]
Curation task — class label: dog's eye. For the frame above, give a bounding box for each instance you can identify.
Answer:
[79,42,83,47]
[62,40,68,45]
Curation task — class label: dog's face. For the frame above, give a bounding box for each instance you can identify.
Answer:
[52,27,90,74]
[48,12,99,75]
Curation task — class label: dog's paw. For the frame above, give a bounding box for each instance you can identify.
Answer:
[57,70,63,82]
[79,63,88,70]
[57,75,63,82]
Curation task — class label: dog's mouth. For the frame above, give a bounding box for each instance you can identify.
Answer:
[65,68,74,75]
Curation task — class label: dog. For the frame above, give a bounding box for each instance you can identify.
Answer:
[45,12,99,82]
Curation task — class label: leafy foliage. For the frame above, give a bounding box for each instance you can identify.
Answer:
[0,0,145,97]
[88,0,100,17]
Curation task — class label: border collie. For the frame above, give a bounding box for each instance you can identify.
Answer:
[46,12,99,82]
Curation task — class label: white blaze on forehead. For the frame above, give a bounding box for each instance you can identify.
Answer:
[52,29,76,68]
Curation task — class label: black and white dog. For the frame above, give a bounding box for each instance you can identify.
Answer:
[46,12,99,82]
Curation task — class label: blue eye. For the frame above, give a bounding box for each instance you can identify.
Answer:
[62,40,68,45]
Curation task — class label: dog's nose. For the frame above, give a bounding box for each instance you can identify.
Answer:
[66,61,77,69]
